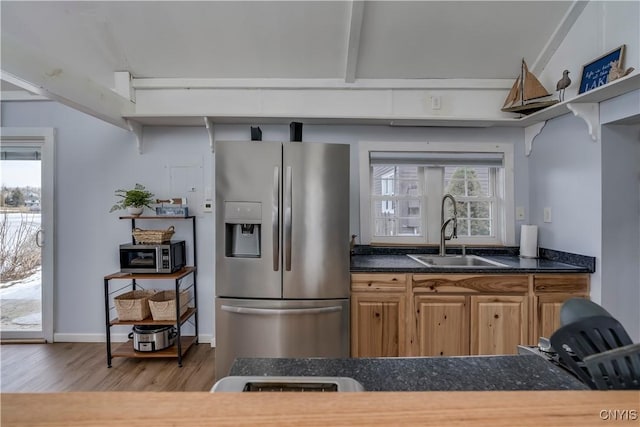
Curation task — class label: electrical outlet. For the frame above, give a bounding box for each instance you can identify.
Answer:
[543,207,552,223]
[431,95,441,110]
[516,206,525,220]
[203,199,213,213]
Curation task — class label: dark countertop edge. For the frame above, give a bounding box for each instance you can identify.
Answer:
[352,245,521,257]
[351,246,595,274]
[350,266,592,274]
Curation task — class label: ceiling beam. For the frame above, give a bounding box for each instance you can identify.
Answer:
[1,37,134,130]
[344,0,365,83]
[0,90,49,101]
[132,78,513,90]
[531,0,589,75]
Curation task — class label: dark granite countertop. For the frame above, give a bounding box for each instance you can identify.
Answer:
[229,355,589,391]
[350,246,595,274]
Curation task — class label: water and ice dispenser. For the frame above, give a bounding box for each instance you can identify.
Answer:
[224,202,261,258]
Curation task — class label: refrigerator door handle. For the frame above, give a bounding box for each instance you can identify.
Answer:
[272,166,280,271]
[220,305,342,316]
[284,165,293,271]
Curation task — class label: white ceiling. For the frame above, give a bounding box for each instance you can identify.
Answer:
[2,1,574,90]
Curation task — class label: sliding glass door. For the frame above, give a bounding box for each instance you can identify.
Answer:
[0,128,54,342]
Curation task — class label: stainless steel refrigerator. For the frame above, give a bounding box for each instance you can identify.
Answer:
[215,140,350,377]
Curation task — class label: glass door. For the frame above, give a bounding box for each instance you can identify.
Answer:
[1,129,54,342]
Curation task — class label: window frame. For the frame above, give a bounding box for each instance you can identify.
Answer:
[359,141,515,246]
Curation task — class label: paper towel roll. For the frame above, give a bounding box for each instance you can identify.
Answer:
[520,225,538,258]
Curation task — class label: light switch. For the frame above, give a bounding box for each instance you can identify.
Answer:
[543,207,552,223]
[516,206,525,220]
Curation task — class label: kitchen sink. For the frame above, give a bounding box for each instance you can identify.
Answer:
[211,376,365,392]
[407,254,508,268]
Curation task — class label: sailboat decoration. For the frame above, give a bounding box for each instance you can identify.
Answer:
[501,59,559,114]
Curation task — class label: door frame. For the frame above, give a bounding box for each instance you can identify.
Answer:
[1,127,55,342]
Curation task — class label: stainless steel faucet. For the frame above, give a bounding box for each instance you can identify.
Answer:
[439,194,458,256]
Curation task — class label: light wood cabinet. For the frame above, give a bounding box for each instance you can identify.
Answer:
[532,274,589,340]
[350,274,407,357]
[412,274,528,356]
[414,295,469,356]
[351,272,589,358]
[470,295,528,355]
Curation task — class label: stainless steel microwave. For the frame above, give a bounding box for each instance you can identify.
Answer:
[119,240,186,273]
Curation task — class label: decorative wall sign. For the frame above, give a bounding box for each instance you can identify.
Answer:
[578,45,626,94]
[156,206,189,217]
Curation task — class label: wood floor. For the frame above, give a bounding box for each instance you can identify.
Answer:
[0,342,217,392]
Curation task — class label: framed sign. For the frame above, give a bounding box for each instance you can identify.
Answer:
[578,45,626,94]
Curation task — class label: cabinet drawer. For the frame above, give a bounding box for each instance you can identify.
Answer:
[533,274,589,294]
[351,274,407,292]
[413,274,528,294]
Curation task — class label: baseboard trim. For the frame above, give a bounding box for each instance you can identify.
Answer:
[1,338,47,344]
[53,333,214,344]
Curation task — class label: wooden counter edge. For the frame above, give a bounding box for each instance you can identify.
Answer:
[2,391,639,426]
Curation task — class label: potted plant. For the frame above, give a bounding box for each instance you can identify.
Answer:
[110,183,155,216]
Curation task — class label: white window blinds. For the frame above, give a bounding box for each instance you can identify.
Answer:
[369,151,504,167]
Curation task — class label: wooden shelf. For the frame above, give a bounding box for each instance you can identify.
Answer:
[111,336,197,359]
[104,266,196,281]
[516,72,640,127]
[110,307,196,326]
[104,216,198,367]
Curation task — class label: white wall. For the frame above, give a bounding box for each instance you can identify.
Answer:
[521,110,640,341]
[539,1,639,101]
[527,114,603,300]
[601,123,640,342]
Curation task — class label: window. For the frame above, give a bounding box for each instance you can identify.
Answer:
[359,142,515,246]
[372,166,421,236]
[444,166,495,237]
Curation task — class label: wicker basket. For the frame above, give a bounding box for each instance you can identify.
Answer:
[148,290,190,321]
[132,226,175,244]
[114,290,155,321]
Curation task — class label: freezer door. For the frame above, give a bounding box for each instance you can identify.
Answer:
[282,142,350,299]
[215,141,282,298]
[215,298,349,378]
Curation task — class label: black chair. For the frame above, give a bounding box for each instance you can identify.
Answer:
[583,342,640,390]
[559,297,613,326]
[550,314,639,389]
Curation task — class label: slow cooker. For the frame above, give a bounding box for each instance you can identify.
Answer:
[129,325,176,352]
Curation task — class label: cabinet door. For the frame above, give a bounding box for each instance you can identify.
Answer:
[535,294,588,340]
[533,274,589,341]
[470,295,527,355]
[414,295,469,356]
[351,293,405,357]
